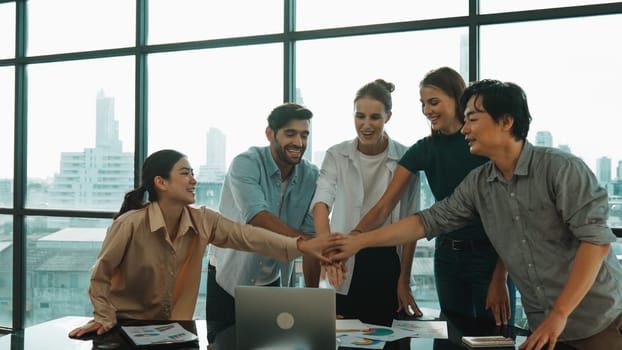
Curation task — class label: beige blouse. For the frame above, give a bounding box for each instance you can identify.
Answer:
[89,202,300,331]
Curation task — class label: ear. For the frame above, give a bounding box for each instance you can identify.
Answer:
[385,111,392,124]
[265,127,274,142]
[153,175,168,192]
[501,114,514,132]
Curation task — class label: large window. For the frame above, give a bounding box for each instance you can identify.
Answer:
[148,0,282,44]
[0,215,11,328]
[0,2,15,59]
[0,67,13,209]
[27,0,134,56]
[27,57,135,211]
[25,216,111,327]
[3,0,622,331]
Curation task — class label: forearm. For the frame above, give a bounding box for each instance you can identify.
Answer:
[312,203,331,236]
[361,214,426,248]
[249,210,310,239]
[552,241,610,318]
[303,255,321,287]
[491,258,508,283]
[399,242,416,283]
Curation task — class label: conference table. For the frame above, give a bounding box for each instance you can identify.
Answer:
[0,313,575,350]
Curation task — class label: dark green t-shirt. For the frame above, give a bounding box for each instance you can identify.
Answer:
[399,131,489,240]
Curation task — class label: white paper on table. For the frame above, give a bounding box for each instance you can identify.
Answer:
[391,320,448,339]
[336,319,369,332]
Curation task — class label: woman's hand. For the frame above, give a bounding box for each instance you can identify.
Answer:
[297,233,341,264]
[397,278,422,317]
[320,251,347,287]
[68,319,106,338]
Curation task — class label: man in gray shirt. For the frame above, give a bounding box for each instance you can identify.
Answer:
[331,79,622,350]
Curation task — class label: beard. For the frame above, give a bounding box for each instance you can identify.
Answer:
[273,139,305,166]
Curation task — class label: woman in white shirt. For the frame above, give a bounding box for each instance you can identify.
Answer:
[311,79,421,326]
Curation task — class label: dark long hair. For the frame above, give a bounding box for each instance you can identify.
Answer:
[114,149,185,219]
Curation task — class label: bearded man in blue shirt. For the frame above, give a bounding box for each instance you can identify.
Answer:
[206,103,320,342]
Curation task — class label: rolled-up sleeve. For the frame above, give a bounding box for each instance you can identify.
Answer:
[227,154,271,223]
[555,158,616,244]
[88,221,132,331]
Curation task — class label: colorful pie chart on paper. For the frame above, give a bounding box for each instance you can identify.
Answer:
[352,338,383,345]
[362,328,394,336]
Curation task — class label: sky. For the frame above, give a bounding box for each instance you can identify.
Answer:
[1,1,621,181]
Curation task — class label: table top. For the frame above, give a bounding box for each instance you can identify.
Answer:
[0,314,574,350]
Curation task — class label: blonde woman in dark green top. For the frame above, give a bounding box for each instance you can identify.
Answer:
[353,67,516,325]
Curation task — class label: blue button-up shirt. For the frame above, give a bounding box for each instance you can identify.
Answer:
[419,142,622,341]
[210,146,318,296]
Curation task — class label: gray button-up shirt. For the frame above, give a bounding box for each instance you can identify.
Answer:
[210,146,318,296]
[419,141,622,341]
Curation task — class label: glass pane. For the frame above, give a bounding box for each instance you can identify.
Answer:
[0,215,11,328]
[297,0,467,31]
[25,216,112,327]
[0,2,15,59]
[480,0,612,14]
[0,67,13,209]
[149,45,282,318]
[481,14,622,229]
[148,0,282,44]
[297,29,467,165]
[27,0,134,55]
[297,28,467,311]
[27,57,135,211]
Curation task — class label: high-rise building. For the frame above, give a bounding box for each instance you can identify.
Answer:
[535,131,553,147]
[596,156,612,184]
[95,90,122,153]
[617,160,622,181]
[48,91,133,211]
[196,128,227,209]
[558,144,572,154]
[198,128,226,183]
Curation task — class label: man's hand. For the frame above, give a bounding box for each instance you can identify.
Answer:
[326,234,362,262]
[320,249,347,287]
[518,309,567,350]
[297,233,341,264]
[68,319,106,338]
[397,278,422,317]
[486,275,511,326]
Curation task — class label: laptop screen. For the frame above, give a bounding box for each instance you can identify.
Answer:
[235,286,337,350]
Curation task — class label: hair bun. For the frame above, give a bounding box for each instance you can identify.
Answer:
[374,78,395,93]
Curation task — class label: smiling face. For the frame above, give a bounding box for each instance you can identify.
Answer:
[354,96,390,148]
[267,118,310,169]
[420,85,463,135]
[157,157,197,205]
[461,95,508,157]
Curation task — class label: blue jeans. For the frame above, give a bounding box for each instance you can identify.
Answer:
[434,237,517,326]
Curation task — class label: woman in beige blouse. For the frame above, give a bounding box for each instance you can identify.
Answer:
[69,149,334,337]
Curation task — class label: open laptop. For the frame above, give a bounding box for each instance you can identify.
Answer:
[235,286,337,350]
